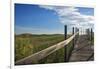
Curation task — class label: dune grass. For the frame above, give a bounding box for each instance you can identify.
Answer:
[15,34,69,63]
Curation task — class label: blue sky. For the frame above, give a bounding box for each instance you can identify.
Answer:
[15,4,94,34]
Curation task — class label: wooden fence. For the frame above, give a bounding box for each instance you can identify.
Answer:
[15,26,94,65]
[15,32,79,65]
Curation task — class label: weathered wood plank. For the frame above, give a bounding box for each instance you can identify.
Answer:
[15,32,79,65]
[69,35,94,62]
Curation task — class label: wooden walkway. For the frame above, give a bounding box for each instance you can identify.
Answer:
[69,35,94,62]
[15,33,94,65]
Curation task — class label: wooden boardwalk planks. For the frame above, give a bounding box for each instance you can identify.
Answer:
[69,35,94,62]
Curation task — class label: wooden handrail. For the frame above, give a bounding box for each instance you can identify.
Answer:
[15,32,79,65]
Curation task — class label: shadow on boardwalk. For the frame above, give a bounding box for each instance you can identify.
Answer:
[69,35,94,62]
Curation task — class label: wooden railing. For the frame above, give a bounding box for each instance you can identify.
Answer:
[15,32,79,65]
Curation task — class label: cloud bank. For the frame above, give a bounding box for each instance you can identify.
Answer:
[39,5,94,29]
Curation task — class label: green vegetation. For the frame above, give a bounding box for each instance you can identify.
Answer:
[15,33,94,64]
[15,33,73,64]
[15,34,72,63]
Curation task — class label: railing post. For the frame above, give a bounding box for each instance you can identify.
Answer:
[91,28,93,42]
[86,28,90,40]
[64,25,68,62]
[73,27,75,47]
[72,27,75,52]
[75,27,78,43]
[77,28,79,38]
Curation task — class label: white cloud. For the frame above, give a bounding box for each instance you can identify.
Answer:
[39,5,94,29]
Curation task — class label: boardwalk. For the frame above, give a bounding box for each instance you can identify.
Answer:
[69,35,94,62]
[15,32,94,65]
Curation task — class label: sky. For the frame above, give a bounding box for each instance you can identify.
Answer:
[15,4,94,35]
